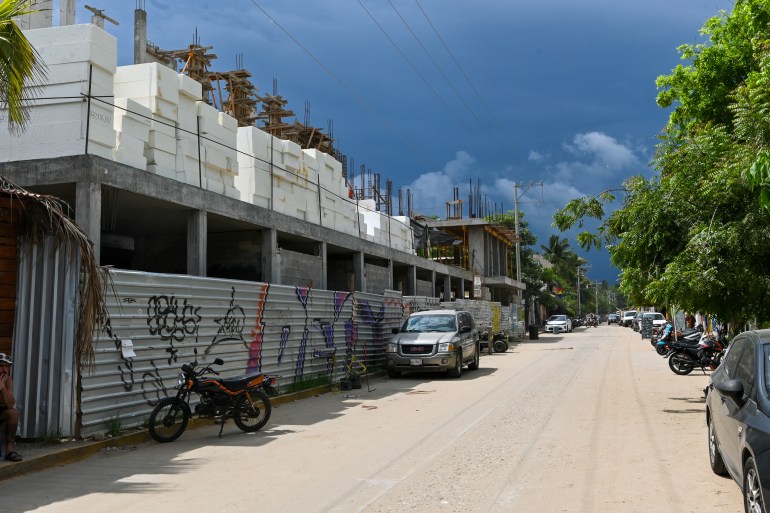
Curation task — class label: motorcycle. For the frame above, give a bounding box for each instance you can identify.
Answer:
[584,316,598,328]
[480,330,509,353]
[148,354,278,443]
[651,323,703,355]
[665,330,728,375]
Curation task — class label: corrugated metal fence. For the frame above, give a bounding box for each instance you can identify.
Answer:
[81,270,408,437]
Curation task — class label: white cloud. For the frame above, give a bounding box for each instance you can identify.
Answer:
[528,150,545,162]
[556,132,641,182]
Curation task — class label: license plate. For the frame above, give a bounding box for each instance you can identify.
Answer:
[410,359,422,366]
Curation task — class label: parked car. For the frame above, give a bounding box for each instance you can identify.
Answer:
[545,314,573,333]
[639,312,666,332]
[607,313,620,324]
[621,310,637,327]
[632,311,645,331]
[706,329,770,513]
[386,310,480,378]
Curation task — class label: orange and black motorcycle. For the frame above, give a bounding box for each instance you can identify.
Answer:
[148,355,278,443]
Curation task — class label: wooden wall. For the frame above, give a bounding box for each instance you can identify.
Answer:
[0,197,18,355]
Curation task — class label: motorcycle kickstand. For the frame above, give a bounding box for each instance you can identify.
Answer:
[218,418,227,438]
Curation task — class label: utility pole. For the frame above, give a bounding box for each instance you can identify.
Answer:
[576,270,580,318]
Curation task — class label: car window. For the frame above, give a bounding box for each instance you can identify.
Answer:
[764,344,770,398]
[723,337,749,379]
[734,338,756,398]
[404,314,456,332]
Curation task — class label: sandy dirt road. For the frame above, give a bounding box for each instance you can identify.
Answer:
[0,325,742,512]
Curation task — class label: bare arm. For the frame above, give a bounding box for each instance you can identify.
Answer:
[0,372,15,409]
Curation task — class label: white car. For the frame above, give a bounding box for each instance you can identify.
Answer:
[545,315,572,333]
[621,310,637,327]
[641,312,667,330]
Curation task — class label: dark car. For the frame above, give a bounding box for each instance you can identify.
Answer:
[607,313,619,324]
[705,329,770,513]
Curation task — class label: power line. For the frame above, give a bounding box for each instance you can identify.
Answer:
[414,0,508,137]
[385,0,506,152]
[356,0,480,141]
[246,0,439,169]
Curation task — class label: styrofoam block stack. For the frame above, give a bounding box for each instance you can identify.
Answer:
[26,24,117,73]
[1,25,118,162]
[114,63,180,107]
[281,140,302,172]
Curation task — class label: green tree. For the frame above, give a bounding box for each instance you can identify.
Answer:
[554,0,770,327]
[0,0,46,133]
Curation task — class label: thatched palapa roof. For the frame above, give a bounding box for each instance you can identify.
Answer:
[0,175,106,372]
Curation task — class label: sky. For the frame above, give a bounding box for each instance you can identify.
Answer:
[67,0,734,283]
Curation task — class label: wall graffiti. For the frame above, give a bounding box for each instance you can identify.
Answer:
[206,287,246,354]
[146,294,202,365]
[246,283,270,373]
[103,316,136,392]
[86,270,416,437]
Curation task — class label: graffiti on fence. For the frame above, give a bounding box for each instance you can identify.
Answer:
[278,325,290,363]
[246,283,270,373]
[146,295,202,365]
[103,316,135,392]
[206,287,246,354]
[140,360,166,406]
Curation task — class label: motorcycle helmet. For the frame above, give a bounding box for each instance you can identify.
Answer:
[0,352,12,365]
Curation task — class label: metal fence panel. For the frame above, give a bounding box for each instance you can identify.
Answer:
[13,238,79,438]
[82,270,404,436]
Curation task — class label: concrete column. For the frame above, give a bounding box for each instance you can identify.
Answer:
[134,7,147,64]
[443,275,452,301]
[458,279,465,299]
[24,1,52,29]
[353,252,365,292]
[60,0,75,25]
[261,228,280,284]
[318,241,328,290]
[407,265,416,296]
[430,270,436,298]
[186,210,207,276]
[75,182,101,264]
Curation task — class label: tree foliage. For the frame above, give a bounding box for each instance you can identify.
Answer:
[554,0,770,327]
[0,0,46,133]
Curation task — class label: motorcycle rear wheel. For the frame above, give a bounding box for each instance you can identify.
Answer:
[148,397,191,443]
[233,390,272,432]
[655,345,668,356]
[493,340,508,353]
[669,352,695,375]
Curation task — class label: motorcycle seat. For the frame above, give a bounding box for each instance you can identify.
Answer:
[218,373,266,391]
[670,341,700,350]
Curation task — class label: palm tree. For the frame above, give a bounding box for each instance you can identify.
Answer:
[0,0,46,133]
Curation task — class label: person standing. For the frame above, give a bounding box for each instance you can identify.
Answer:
[0,353,22,462]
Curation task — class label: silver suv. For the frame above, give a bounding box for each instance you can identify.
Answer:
[386,310,480,378]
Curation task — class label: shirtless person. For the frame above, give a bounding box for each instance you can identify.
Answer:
[0,353,21,462]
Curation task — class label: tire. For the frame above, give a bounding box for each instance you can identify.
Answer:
[447,350,463,378]
[656,344,668,356]
[233,390,272,433]
[669,351,695,375]
[708,415,727,475]
[744,457,765,513]
[493,340,508,353]
[387,369,401,378]
[148,396,190,443]
[468,344,480,370]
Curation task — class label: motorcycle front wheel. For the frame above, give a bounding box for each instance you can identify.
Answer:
[493,340,508,353]
[655,344,668,356]
[669,351,695,375]
[148,396,191,443]
[233,390,272,433]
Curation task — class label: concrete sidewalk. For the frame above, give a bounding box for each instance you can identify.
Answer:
[0,383,337,482]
